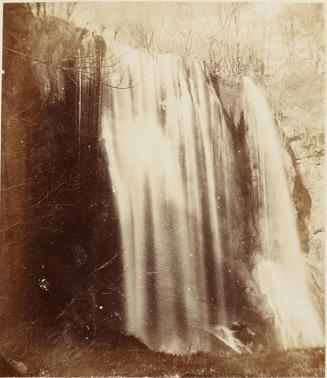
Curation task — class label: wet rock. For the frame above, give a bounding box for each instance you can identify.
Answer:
[0,354,23,376]
[279,123,324,304]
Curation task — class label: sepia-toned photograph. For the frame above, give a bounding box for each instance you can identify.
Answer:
[0,1,325,376]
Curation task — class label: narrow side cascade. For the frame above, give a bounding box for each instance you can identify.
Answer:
[242,76,324,349]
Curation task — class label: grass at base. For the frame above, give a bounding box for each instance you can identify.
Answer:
[0,327,324,377]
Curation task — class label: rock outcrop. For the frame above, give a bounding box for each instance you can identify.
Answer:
[1,4,122,337]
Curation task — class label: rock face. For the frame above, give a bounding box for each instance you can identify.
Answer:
[1,4,122,337]
[284,129,324,313]
[289,133,324,256]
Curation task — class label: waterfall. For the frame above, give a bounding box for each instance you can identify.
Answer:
[100,45,324,353]
[242,77,324,349]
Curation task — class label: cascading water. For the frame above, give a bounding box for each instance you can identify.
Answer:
[100,44,324,353]
[243,77,324,349]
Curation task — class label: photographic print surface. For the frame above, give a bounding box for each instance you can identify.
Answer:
[0,1,325,376]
